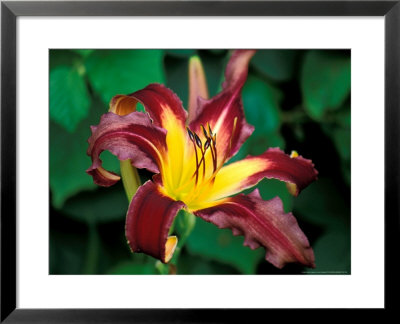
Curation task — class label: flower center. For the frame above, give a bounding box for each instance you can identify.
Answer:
[163,118,238,210]
[186,123,218,186]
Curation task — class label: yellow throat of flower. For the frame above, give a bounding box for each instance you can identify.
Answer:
[161,119,237,211]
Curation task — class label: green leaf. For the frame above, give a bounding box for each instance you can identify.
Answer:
[50,120,95,208]
[85,49,165,105]
[50,97,114,208]
[252,50,298,82]
[165,56,189,108]
[62,184,128,224]
[243,75,282,135]
[321,105,351,184]
[332,125,351,186]
[335,107,351,128]
[301,50,351,120]
[165,49,197,58]
[50,227,88,274]
[207,49,228,55]
[82,223,101,274]
[50,65,91,132]
[332,128,351,161]
[177,254,239,274]
[200,51,226,97]
[73,49,95,57]
[186,218,263,274]
[108,261,158,275]
[229,132,285,165]
[293,178,351,274]
[50,49,82,70]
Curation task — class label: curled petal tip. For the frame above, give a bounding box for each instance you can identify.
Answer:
[125,181,185,264]
[109,95,138,116]
[86,166,121,187]
[164,236,178,263]
[286,182,298,196]
[86,112,168,186]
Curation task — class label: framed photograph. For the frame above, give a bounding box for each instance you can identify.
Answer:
[1,0,398,321]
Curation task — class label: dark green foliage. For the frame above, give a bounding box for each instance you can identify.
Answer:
[301,50,351,120]
[49,49,351,275]
[85,49,165,105]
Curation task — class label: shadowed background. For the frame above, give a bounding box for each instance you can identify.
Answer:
[49,49,350,275]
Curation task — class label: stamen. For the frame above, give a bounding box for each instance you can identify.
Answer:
[211,134,217,171]
[205,123,218,172]
[188,130,208,185]
[194,133,202,149]
[204,138,210,151]
[192,143,199,185]
[199,146,206,178]
[209,140,216,172]
[208,123,213,137]
[187,127,200,185]
[184,123,221,200]
[208,117,238,184]
[193,132,209,180]
[186,127,195,142]
[201,124,209,140]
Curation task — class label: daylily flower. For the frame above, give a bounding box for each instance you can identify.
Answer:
[86,50,318,269]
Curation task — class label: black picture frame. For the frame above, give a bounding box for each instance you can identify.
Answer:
[1,0,398,322]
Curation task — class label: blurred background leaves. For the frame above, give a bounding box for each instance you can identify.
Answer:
[50,49,351,275]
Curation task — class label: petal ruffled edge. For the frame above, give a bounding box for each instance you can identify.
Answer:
[201,147,318,202]
[194,189,315,269]
[125,180,185,263]
[86,111,168,186]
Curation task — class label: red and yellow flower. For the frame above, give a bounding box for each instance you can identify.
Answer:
[87,50,318,269]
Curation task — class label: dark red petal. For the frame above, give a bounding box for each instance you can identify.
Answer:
[87,167,121,187]
[194,189,315,269]
[129,83,187,130]
[222,49,257,92]
[125,180,185,263]
[86,112,167,186]
[254,148,318,196]
[189,50,256,165]
[209,148,318,201]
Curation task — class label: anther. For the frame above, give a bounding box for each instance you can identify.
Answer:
[204,138,210,151]
[201,124,209,139]
[208,123,213,137]
[194,133,202,149]
[187,127,195,142]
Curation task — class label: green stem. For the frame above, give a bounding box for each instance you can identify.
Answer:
[169,210,196,266]
[83,222,100,274]
[156,210,196,274]
[120,159,141,201]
